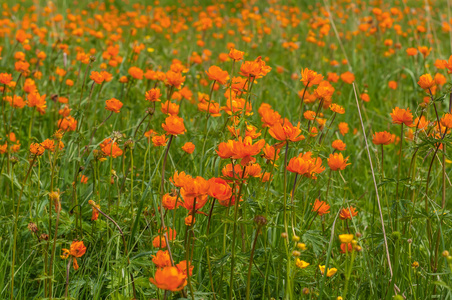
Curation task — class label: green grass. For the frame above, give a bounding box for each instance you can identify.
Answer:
[1,0,452,299]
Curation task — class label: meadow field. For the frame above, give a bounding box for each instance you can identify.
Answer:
[1,0,452,299]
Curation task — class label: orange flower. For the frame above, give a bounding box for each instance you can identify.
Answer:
[152,250,172,268]
[406,48,418,56]
[0,73,12,85]
[166,70,186,89]
[152,236,167,249]
[300,68,323,87]
[269,118,304,142]
[388,81,398,90]
[208,178,232,201]
[441,113,452,129]
[105,98,123,113]
[327,153,351,171]
[231,136,265,166]
[162,193,180,210]
[372,131,394,145]
[287,152,325,179]
[30,143,45,156]
[90,71,104,84]
[340,243,353,254]
[170,171,193,188]
[61,240,86,270]
[100,138,123,158]
[340,71,355,84]
[339,207,358,220]
[152,134,168,147]
[162,115,186,135]
[145,88,162,102]
[128,66,143,80]
[90,201,100,221]
[41,139,56,152]
[262,144,280,161]
[329,103,345,114]
[338,122,349,136]
[58,116,77,131]
[27,92,47,114]
[176,260,194,277]
[390,107,413,126]
[259,104,281,128]
[180,176,210,199]
[332,139,346,151]
[360,93,370,102]
[417,46,431,58]
[312,199,330,216]
[206,66,229,85]
[181,142,195,154]
[161,101,180,115]
[149,267,187,291]
[228,48,244,61]
[216,140,235,159]
[417,74,435,90]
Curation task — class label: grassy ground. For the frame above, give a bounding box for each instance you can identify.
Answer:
[1,0,452,299]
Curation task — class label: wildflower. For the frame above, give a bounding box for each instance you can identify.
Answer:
[388,81,397,90]
[86,200,100,221]
[228,48,244,61]
[90,71,104,84]
[58,116,77,131]
[205,66,229,85]
[329,103,345,114]
[295,259,310,269]
[30,143,45,156]
[340,71,355,84]
[161,101,180,115]
[339,234,354,243]
[41,138,56,152]
[149,267,187,291]
[372,131,394,145]
[269,118,304,142]
[162,115,186,135]
[230,136,265,166]
[0,73,13,85]
[176,260,194,277]
[145,88,162,102]
[61,240,87,270]
[360,93,370,102]
[152,250,172,268]
[105,98,123,113]
[162,194,179,210]
[100,138,123,158]
[300,68,323,87]
[152,236,167,249]
[327,153,351,171]
[208,178,232,201]
[181,142,195,154]
[332,140,346,151]
[319,265,337,277]
[417,74,435,90]
[166,70,186,89]
[338,122,349,135]
[390,107,413,126]
[339,207,358,220]
[340,243,353,254]
[312,199,330,216]
[128,66,143,80]
[441,113,452,129]
[406,48,418,56]
[287,152,325,179]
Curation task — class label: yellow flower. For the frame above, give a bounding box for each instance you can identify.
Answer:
[319,265,337,277]
[339,234,354,244]
[295,259,310,269]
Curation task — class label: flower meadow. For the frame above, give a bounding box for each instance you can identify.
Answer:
[3,0,452,299]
